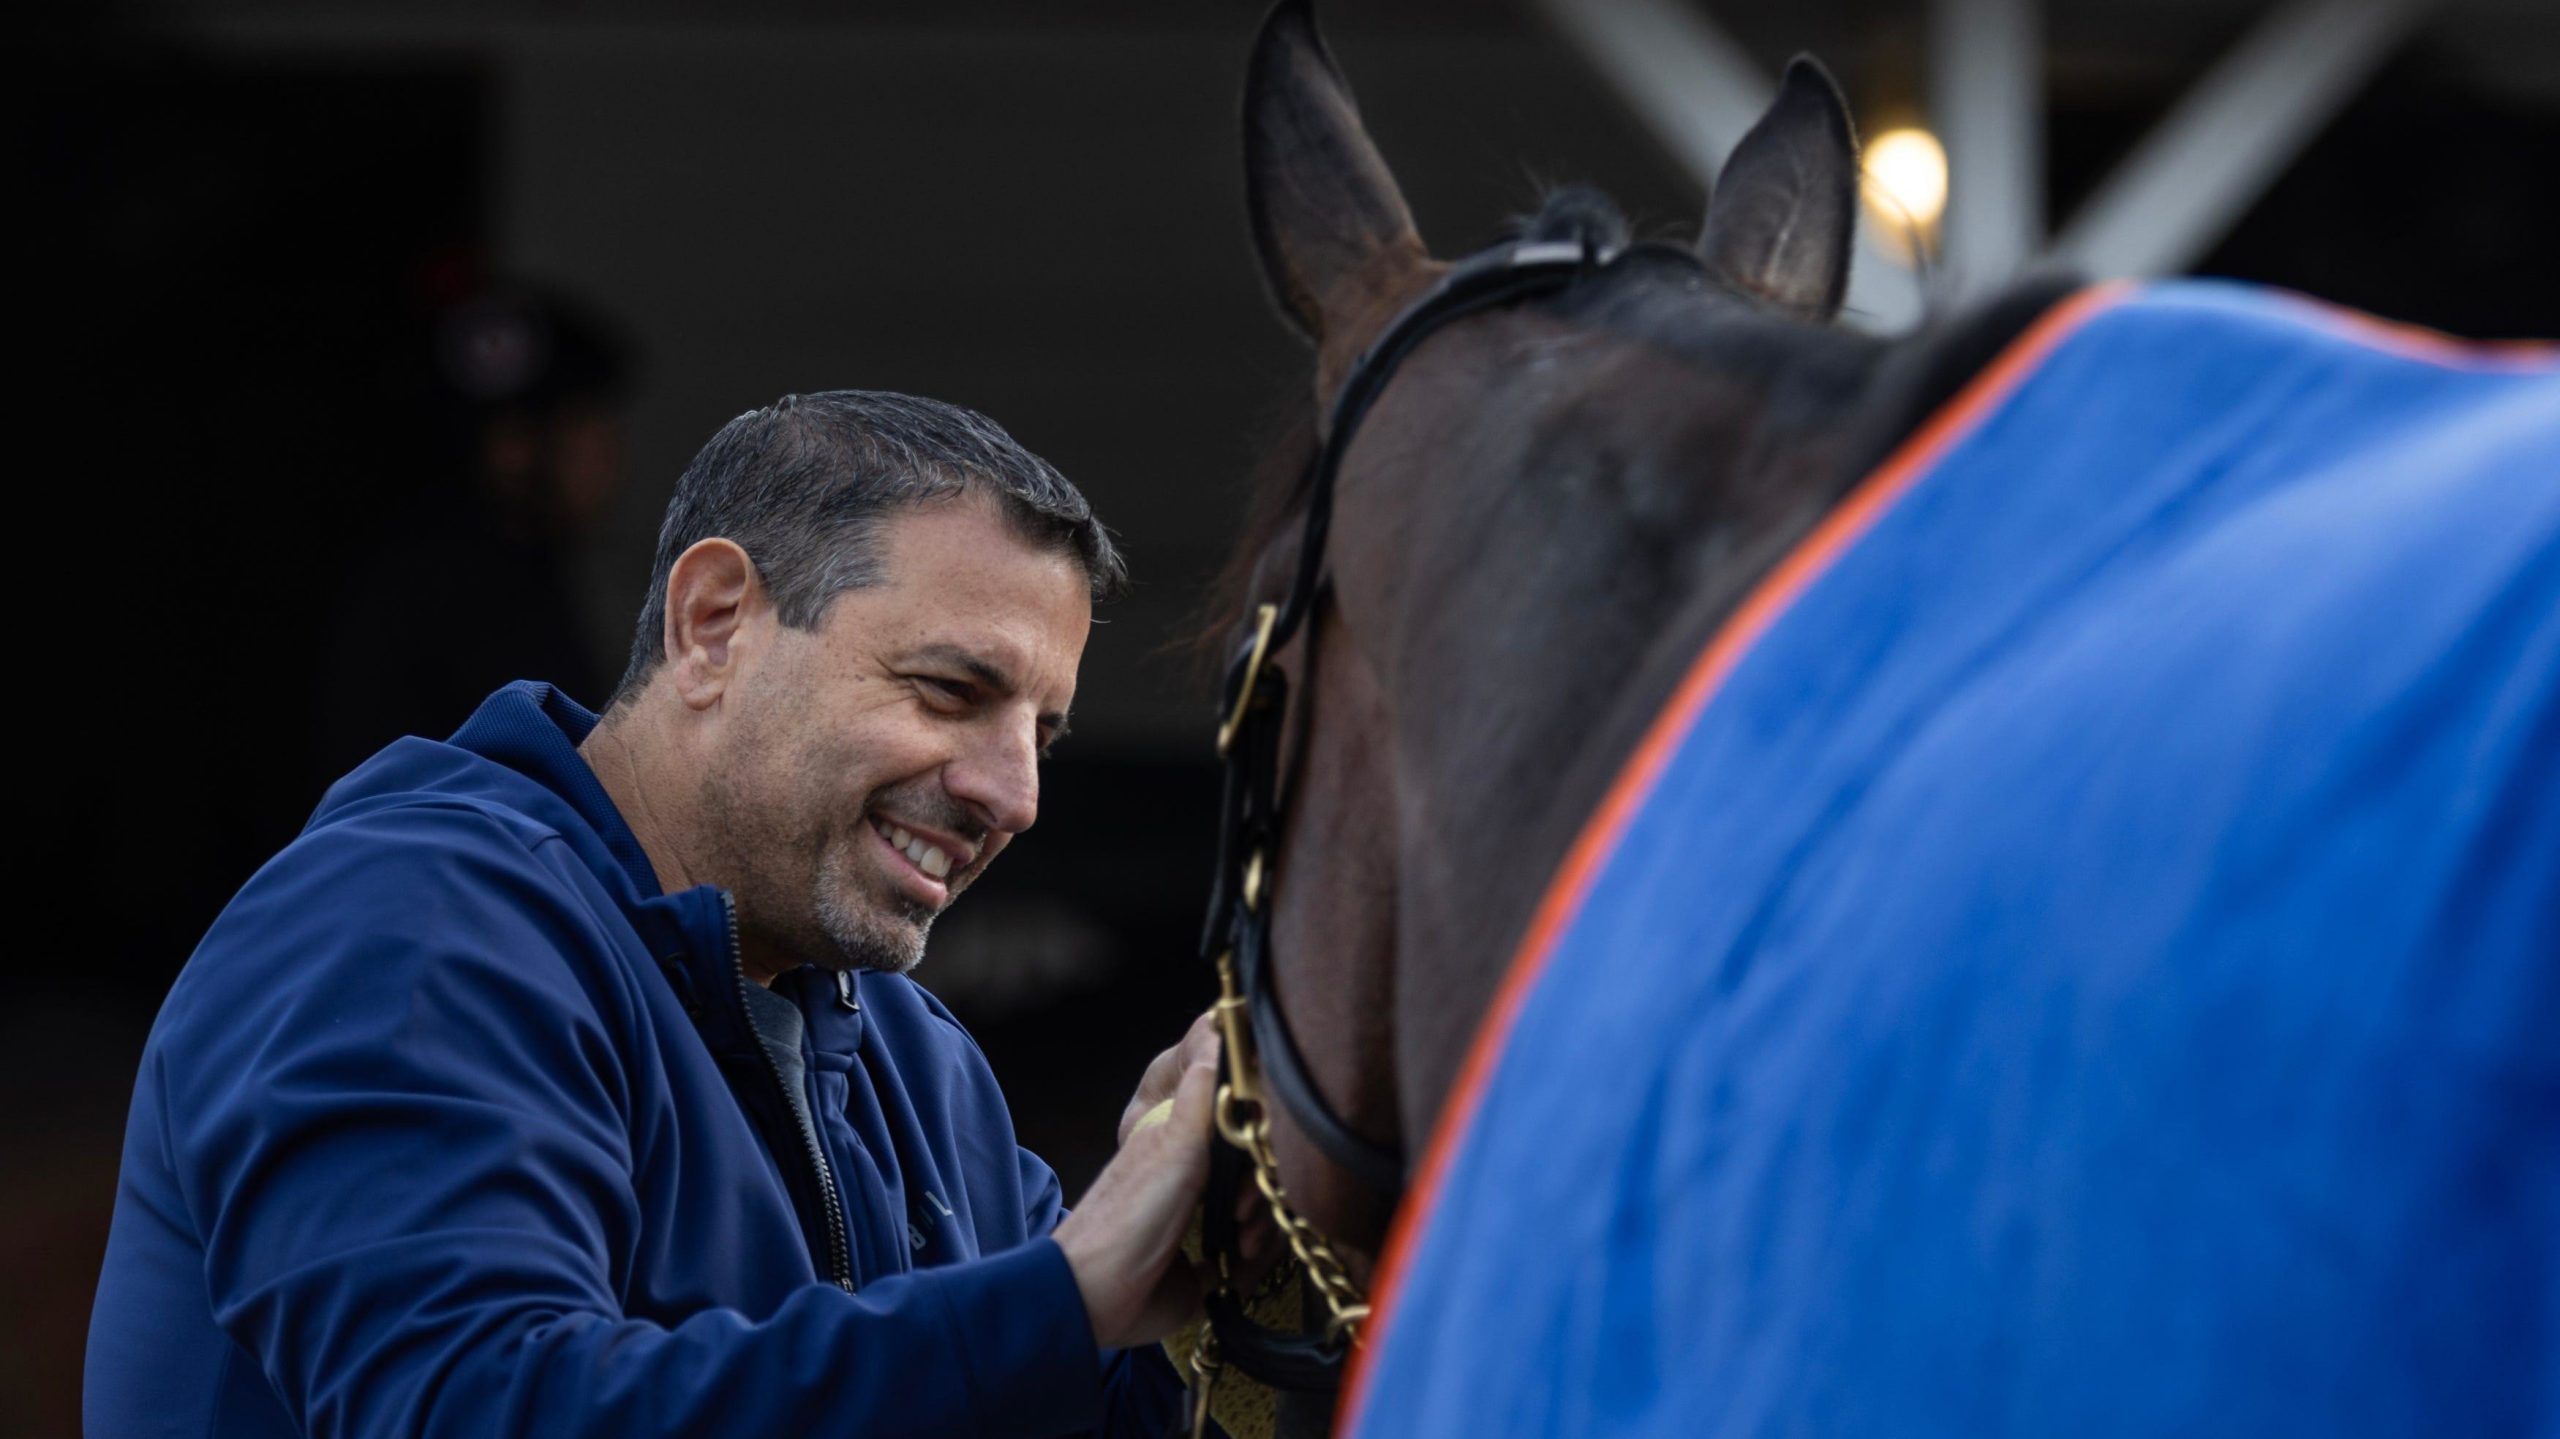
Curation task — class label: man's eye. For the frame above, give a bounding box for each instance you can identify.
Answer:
[915,677,971,706]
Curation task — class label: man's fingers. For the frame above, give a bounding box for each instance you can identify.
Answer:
[1137,1047,1219,1182]
[1169,1046,1219,1137]
[1118,1009,1224,1147]
[1057,1042,1229,1349]
[1116,1095,1154,1147]
[1179,1008,1221,1069]
[1119,1051,1185,1145]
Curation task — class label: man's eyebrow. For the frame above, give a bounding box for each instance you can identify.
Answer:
[911,643,1014,692]
[911,643,1071,735]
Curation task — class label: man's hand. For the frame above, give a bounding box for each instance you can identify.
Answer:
[1122,1016,1281,1283]
[1119,1010,1221,1146]
[1054,1026,1221,1349]
[1057,1011,1286,1349]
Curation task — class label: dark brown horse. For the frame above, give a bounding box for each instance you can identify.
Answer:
[1205,5,2560,1437]
[1216,0,2069,1261]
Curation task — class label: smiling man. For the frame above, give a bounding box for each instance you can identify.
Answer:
[583,408,1092,988]
[87,392,1216,1438]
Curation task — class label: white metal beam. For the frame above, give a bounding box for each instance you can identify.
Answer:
[1931,0,2044,300]
[1535,0,1928,333]
[2050,0,2434,278]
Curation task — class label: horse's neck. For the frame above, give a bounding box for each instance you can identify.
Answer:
[1384,277,2080,1150]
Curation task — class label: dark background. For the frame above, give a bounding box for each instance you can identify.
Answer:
[9,1,2556,1432]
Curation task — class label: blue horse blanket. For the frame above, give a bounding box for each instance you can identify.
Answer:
[1347,282,2560,1437]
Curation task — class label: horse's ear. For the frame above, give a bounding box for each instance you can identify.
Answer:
[1243,0,1424,343]
[1696,58,1859,319]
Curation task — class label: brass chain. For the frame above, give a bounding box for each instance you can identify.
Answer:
[1216,1082,1372,1342]
[1212,943,1372,1345]
[1188,827,1368,1439]
[1185,1330,1223,1439]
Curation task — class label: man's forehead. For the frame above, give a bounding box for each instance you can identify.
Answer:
[873,605,1086,707]
[836,499,1090,683]
[881,501,1086,591]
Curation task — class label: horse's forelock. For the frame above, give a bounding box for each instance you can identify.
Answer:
[1504,184,1632,255]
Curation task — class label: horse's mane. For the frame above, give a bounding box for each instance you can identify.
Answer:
[1187,401,1316,676]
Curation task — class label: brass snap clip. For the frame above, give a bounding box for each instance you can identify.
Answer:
[1216,603,1281,758]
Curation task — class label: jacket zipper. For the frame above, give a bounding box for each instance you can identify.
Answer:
[726,892,855,1290]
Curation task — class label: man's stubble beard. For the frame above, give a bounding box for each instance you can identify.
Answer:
[697,701,936,978]
[814,772,989,975]
[813,828,936,975]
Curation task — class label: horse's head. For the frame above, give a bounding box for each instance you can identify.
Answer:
[1218,0,1878,1258]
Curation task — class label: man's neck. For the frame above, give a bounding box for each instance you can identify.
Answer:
[577,708,698,902]
[579,707,799,988]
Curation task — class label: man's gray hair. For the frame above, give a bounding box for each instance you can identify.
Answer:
[612,390,1125,704]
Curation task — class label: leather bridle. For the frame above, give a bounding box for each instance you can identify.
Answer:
[1188,227,1693,1415]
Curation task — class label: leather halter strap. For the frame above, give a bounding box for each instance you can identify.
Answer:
[1197,229,1694,1391]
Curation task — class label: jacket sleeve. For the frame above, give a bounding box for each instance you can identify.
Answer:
[162,809,1107,1439]
[1017,1140,1191,1438]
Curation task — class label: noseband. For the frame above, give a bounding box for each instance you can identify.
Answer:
[1189,228,1693,1416]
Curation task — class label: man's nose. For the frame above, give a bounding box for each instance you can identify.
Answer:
[944,723,1040,837]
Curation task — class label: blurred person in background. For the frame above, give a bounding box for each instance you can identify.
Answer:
[87,392,1225,1438]
[316,284,631,776]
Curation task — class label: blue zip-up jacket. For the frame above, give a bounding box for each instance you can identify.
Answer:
[87,682,1184,1438]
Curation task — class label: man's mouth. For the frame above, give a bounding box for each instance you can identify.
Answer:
[871,817,955,880]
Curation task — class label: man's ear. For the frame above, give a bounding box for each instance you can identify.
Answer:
[1242,0,1425,344]
[1696,58,1861,319]
[662,538,761,709]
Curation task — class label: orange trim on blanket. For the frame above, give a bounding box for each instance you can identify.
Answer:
[1335,279,2138,1436]
[2269,290,2559,372]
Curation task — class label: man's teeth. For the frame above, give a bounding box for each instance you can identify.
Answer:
[876,821,954,880]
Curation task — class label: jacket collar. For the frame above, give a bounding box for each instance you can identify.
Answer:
[451,682,661,895]
[447,681,864,1059]
[446,683,747,1043]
